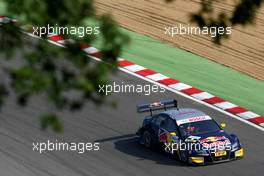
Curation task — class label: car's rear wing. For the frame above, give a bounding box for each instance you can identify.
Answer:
[137,99,178,115]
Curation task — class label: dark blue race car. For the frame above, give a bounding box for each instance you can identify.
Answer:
[136,99,244,165]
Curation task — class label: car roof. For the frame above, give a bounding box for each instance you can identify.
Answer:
[160,108,209,121]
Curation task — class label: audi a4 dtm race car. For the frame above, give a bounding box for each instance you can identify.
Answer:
[136,99,244,165]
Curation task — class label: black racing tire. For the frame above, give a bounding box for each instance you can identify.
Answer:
[179,150,188,163]
[142,130,152,148]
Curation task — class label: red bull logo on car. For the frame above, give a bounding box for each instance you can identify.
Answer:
[200,136,231,148]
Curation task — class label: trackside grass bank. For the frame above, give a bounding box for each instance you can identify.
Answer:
[102,28,264,115]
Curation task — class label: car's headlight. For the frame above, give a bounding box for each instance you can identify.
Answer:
[235,148,244,157]
[232,142,239,151]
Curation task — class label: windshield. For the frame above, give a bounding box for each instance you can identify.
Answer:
[178,120,220,137]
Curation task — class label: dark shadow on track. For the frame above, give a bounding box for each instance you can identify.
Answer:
[96,134,187,167]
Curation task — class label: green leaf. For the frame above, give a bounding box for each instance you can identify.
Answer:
[40,113,63,132]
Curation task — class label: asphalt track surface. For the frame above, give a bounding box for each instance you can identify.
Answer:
[0,39,264,176]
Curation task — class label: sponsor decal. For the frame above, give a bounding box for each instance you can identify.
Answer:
[171,135,179,142]
[150,102,163,107]
[200,136,226,143]
[176,115,212,125]
[202,140,230,148]
[200,136,231,148]
[159,132,167,142]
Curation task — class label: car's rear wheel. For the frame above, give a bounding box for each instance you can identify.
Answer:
[143,131,152,148]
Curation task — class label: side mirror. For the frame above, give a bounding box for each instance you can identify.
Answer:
[220,122,226,129]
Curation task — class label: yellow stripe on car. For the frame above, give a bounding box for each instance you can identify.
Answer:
[189,157,204,164]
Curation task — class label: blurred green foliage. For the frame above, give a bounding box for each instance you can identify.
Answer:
[0,0,129,132]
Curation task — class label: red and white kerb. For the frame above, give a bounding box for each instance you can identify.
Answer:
[1,16,263,129]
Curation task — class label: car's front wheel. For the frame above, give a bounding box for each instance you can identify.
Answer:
[143,131,152,148]
[179,150,188,163]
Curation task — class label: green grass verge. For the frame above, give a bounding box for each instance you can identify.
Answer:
[115,29,264,115]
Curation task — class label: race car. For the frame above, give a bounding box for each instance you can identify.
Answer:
[136,99,244,165]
